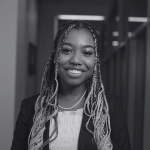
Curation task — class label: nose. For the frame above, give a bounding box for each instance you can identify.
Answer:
[70,51,82,66]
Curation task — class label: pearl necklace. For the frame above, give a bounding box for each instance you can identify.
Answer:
[58,90,86,110]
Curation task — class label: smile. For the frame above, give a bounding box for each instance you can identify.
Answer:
[66,69,84,77]
[67,70,83,74]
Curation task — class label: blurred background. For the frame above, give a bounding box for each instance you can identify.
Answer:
[0,0,150,149]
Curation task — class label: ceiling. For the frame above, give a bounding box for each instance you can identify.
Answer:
[39,0,114,6]
[38,0,147,17]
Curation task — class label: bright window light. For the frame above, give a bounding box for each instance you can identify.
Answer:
[128,32,132,37]
[112,41,119,46]
[112,31,132,37]
[116,16,120,21]
[112,31,119,36]
[128,17,148,22]
[57,15,105,21]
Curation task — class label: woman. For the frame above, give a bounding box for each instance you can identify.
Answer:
[11,21,131,150]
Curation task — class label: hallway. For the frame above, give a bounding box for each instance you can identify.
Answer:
[0,0,149,149]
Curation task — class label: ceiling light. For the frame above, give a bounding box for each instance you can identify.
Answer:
[57,15,105,21]
[115,16,148,22]
[128,17,148,22]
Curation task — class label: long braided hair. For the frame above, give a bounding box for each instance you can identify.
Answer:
[28,21,113,150]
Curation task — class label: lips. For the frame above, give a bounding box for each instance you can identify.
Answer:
[65,68,85,77]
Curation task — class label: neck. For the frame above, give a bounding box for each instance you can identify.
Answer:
[58,86,86,97]
[58,83,86,103]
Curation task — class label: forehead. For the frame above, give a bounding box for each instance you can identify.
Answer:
[66,28,93,41]
[57,28,94,48]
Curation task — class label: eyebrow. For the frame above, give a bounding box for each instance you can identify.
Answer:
[62,42,72,46]
[62,42,95,49]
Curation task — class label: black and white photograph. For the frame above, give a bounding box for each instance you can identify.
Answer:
[0,0,149,150]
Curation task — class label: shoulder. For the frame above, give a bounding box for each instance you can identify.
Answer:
[105,93,120,117]
[22,94,39,107]
[10,94,40,150]
[21,94,39,119]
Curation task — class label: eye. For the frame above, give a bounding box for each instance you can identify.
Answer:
[60,48,72,55]
[83,51,94,56]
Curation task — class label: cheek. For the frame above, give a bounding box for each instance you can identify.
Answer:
[89,57,95,69]
[57,54,71,75]
[85,57,95,72]
[58,54,70,66]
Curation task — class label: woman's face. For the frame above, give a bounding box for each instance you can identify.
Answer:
[57,28,95,87]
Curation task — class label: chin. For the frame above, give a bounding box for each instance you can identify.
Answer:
[60,78,87,87]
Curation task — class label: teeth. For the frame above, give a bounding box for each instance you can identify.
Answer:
[68,70,82,74]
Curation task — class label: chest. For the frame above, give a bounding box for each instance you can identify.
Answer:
[49,109,83,150]
[38,112,97,150]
